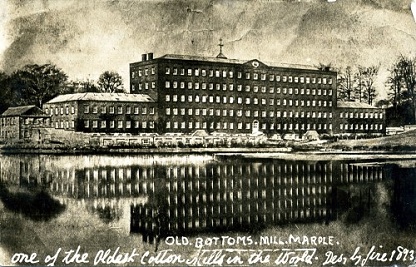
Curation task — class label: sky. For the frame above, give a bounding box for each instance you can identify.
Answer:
[1,0,416,99]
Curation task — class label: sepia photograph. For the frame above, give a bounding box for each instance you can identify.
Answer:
[1,0,416,266]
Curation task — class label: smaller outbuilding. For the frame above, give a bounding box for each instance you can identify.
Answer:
[0,105,51,142]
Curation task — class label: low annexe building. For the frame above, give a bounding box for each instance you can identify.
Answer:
[43,93,157,134]
[0,105,51,142]
[335,101,385,136]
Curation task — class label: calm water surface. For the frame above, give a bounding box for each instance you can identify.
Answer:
[1,153,416,266]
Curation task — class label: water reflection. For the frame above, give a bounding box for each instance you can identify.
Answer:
[0,154,414,245]
[0,183,65,221]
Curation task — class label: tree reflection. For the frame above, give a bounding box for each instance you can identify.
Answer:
[0,183,66,221]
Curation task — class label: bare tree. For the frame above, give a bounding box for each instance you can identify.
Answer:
[386,63,404,117]
[97,71,124,93]
[360,65,379,105]
[337,66,354,101]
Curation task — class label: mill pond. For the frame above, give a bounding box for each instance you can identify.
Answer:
[1,153,416,266]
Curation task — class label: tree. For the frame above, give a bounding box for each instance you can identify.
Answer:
[397,56,416,123]
[387,55,416,124]
[97,71,124,93]
[0,71,12,113]
[354,66,365,103]
[8,64,68,108]
[359,65,379,105]
[337,66,354,101]
[386,64,403,117]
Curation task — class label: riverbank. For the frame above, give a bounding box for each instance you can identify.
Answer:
[2,130,416,154]
[0,145,293,155]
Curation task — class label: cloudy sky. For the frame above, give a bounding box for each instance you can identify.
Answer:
[1,0,416,99]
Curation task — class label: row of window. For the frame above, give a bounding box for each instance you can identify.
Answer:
[131,67,156,78]
[45,106,76,116]
[164,81,333,95]
[340,124,383,131]
[1,117,18,126]
[165,121,333,131]
[84,105,155,115]
[131,81,156,91]
[84,120,155,129]
[163,67,333,85]
[339,111,383,119]
[165,108,333,119]
[165,94,333,107]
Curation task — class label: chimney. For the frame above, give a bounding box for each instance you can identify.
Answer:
[148,53,154,60]
[141,54,147,61]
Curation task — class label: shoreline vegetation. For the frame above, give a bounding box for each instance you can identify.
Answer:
[1,130,416,155]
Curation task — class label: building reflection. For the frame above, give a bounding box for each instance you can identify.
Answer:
[0,155,388,241]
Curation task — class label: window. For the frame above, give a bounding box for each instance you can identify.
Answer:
[142,107,147,114]
[201,69,206,76]
[109,106,115,114]
[84,120,89,128]
[245,98,251,104]
[166,108,171,115]
[165,95,171,102]
[165,81,170,88]
[117,121,123,128]
[126,106,131,114]
[126,121,131,129]
[246,72,251,79]
[84,105,89,114]
[181,95,185,102]
[253,73,258,80]
[117,106,123,114]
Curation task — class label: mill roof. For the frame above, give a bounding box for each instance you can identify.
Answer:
[46,93,155,104]
[1,105,48,117]
[337,101,380,109]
